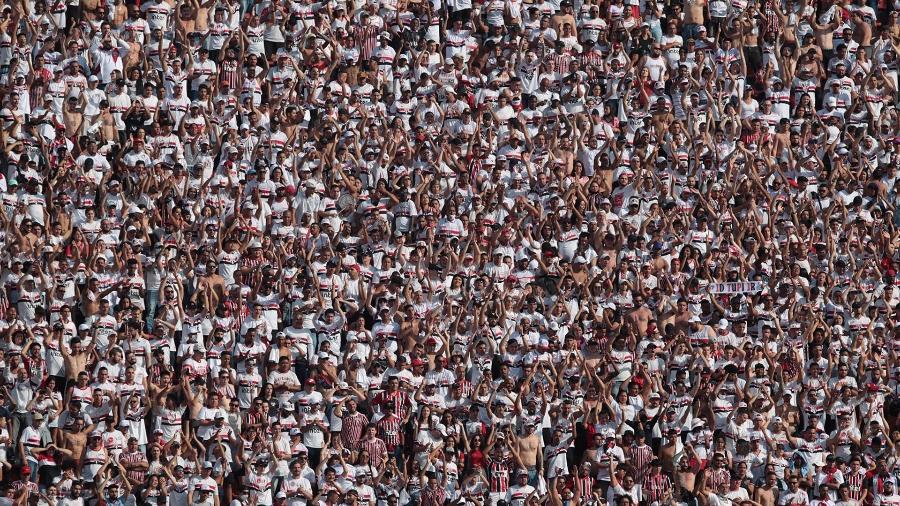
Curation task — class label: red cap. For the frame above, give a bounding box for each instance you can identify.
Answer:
[411,358,425,366]
[306,378,317,385]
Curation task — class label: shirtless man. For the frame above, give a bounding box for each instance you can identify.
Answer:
[674,455,698,499]
[62,96,85,138]
[810,15,841,62]
[397,307,421,353]
[81,0,102,22]
[550,2,576,34]
[850,11,872,49]
[772,121,792,154]
[649,248,669,273]
[109,1,127,26]
[682,0,706,39]
[570,257,589,285]
[97,101,118,144]
[79,276,116,320]
[754,472,780,506]
[121,30,143,70]
[195,260,226,312]
[660,299,693,333]
[175,1,197,34]
[513,422,542,486]
[59,331,94,383]
[58,417,96,459]
[629,295,653,336]
[194,0,213,33]
[739,9,763,73]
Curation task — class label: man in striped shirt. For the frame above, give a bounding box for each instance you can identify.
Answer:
[629,431,655,482]
[375,404,404,460]
[546,40,573,77]
[12,466,38,497]
[353,15,380,62]
[372,377,410,419]
[487,449,512,504]
[339,398,370,450]
[420,473,447,506]
[705,453,732,496]
[643,460,673,504]
[358,425,388,468]
[845,456,867,502]
[119,437,149,487]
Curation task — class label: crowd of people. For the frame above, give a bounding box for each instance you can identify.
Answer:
[0,0,898,503]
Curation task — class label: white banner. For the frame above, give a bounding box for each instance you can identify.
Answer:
[708,281,765,294]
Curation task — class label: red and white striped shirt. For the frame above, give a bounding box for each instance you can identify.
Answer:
[705,467,730,495]
[374,390,409,419]
[353,25,379,61]
[545,51,572,75]
[421,483,447,506]
[120,450,148,484]
[846,469,866,501]
[643,472,672,504]
[376,414,403,450]
[359,436,388,467]
[340,411,369,449]
[488,457,511,493]
[629,444,654,481]
[576,474,595,498]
